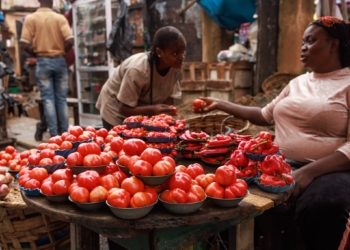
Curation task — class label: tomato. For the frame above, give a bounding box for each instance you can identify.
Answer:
[175,165,187,173]
[168,172,192,192]
[96,128,109,139]
[37,143,48,150]
[104,135,115,144]
[66,152,83,166]
[77,170,101,191]
[20,150,30,160]
[110,137,124,153]
[140,148,163,166]
[89,185,108,202]
[121,176,144,196]
[162,156,176,169]
[144,187,158,204]
[205,182,225,198]
[224,181,247,198]
[85,126,97,133]
[215,165,236,186]
[70,186,89,203]
[131,160,152,176]
[19,167,31,177]
[112,170,128,184]
[48,136,63,146]
[169,188,187,203]
[52,155,65,164]
[59,141,73,150]
[186,184,206,203]
[101,164,118,175]
[99,152,113,165]
[64,134,77,142]
[28,154,40,165]
[77,134,90,142]
[1,153,12,161]
[77,142,101,158]
[83,154,102,167]
[46,143,60,150]
[160,190,172,203]
[30,167,49,182]
[69,126,84,138]
[130,192,151,208]
[186,163,205,179]
[53,179,71,195]
[18,173,31,186]
[100,174,119,190]
[84,131,96,140]
[68,182,79,195]
[42,176,52,183]
[127,155,140,173]
[39,158,53,166]
[0,159,7,166]
[61,132,69,141]
[198,173,216,189]
[51,168,73,183]
[94,136,105,147]
[122,139,147,156]
[5,146,15,154]
[24,179,41,189]
[40,180,55,195]
[19,158,28,166]
[153,160,174,176]
[107,188,130,208]
[195,174,205,185]
[39,148,55,160]
[193,99,204,108]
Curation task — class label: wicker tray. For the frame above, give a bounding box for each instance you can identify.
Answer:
[0,184,70,250]
[185,113,249,135]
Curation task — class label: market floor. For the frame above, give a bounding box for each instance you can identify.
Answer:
[4,115,109,250]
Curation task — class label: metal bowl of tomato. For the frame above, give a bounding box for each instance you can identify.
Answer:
[158,194,206,214]
[131,171,175,186]
[68,165,107,175]
[40,191,69,202]
[106,200,158,219]
[207,190,250,208]
[68,196,106,211]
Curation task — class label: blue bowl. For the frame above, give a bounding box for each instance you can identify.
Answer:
[72,137,94,149]
[20,185,42,196]
[55,148,76,158]
[142,124,170,132]
[244,150,281,162]
[239,176,255,184]
[123,121,142,129]
[144,136,176,143]
[28,161,66,174]
[254,179,295,193]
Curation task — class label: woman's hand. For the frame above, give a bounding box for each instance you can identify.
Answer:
[290,167,314,203]
[197,97,219,112]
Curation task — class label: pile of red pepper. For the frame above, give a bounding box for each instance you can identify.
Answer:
[226,150,258,178]
[239,131,280,155]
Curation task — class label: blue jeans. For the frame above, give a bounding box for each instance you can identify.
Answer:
[36,56,69,136]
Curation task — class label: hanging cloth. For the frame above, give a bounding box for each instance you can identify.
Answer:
[196,0,258,30]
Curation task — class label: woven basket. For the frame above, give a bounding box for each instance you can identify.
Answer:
[0,186,70,250]
[185,113,250,135]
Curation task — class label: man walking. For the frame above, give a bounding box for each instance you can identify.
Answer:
[20,0,74,138]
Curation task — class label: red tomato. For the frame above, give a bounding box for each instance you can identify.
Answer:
[30,167,49,182]
[100,174,119,190]
[39,158,53,166]
[162,156,176,169]
[61,132,69,141]
[1,153,12,161]
[104,135,114,143]
[77,170,101,191]
[107,150,118,159]
[100,152,113,165]
[39,148,55,160]
[106,187,119,197]
[198,173,216,189]
[85,126,97,133]
[66,152,83,166]
[132,160,153,176]
[52,155,65,164]
[130,192,151,208]
[5,146,15,154]
[40,180,55,195]
[96,128,109,139]
[18,173,31,186]
[89,185,108,202]
[24,179,41,189]
[127,155,140,173]
[59,141,73,150]
[45,143,60,150]
[83,154,102,167]
[69,126,84,138]
[186,163,205,179]
[37,143,48,150]
[53,179,71,195]
[110,137,124,153]
[77,134,90,142]
[94,136,105,147]
[0,159,7,166]
[224,181,247,198]
[169,188,187,203]
[193,99,204,108]
[195,174,205,186]
[64,134,77,142]
[19,167,31,177]
[186,184,206,203]
[101,164,118,175]
[48,136,63,146]
[77,142,101,157]
[121,176,144,196]
[144,187,158,204]
[68,182,79,195]
[28,154,40,165]
[112,170,128,184]
[140,148,163,166]
[51,168,73,183]
[168,172,192,192]
[107,188,130,208]
[20,158,29,166]
[122,139,147,156]
[205,182,225,198]
[153,160,174,176]
[215,165,236,186]
[175,165,187,173]
[20,150,30,160]
[84,131,96,140]
[70,186,89,203]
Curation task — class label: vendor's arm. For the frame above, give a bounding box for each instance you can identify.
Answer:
[120,103,175,117]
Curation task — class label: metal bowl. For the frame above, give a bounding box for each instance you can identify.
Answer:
[0,192,9,201]
[158,194,206,214]
[40,191,69,202]
[68,165,106,175]
[68,196,106,211]
[106,200,157,219]
[207,190,250,208]
[131,171,175,186]
[115,161,131,176]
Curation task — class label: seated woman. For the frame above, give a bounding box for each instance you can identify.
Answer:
[198,16,350,250]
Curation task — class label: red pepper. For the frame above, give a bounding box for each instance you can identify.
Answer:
[195,147,229,155]
[281,173,294,185]
[215,134,231,141]
[244,140,266,154]
[259,173,286,186]
[261,154,283,175]
[261,143,280,154]
[206,138,232,146]
[229,149,249,168]
[258,131,273,141]
[240,165,258,178]
[237,141,247,151]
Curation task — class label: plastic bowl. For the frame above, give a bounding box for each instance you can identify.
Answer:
[28,162,66,174]
[20,186,42,196]
[40,191,69,202]
[254,180,295,193]
[68,196,106,211]
[107,200,157,219]
[68,165,106,175]
[207,190,250,208]
[158,194,206,214]
[131,171,175,186]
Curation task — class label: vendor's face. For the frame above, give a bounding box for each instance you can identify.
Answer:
[300,25,336,73]
[157,37,186,69]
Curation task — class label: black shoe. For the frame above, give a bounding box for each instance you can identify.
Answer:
[35,122,45,141]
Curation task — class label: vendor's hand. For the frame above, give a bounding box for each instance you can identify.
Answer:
[290,167,314,204]
[198,97,218,112]
[154,104,176,115]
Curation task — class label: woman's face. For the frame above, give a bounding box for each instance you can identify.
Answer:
[300,25,336,73]
[157,37,186,69]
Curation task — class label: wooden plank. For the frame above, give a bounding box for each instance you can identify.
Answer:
[70,223,99,250]
[236,219,254,250]
[180,80,206,90]
[243,194,274,211]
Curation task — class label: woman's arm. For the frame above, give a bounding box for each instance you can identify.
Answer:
[199,97,270,126]
[119,103,175,117]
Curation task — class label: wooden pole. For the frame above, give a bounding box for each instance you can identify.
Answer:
[201,10,222,62]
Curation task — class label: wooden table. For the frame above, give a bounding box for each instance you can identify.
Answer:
[21,159,293,250]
